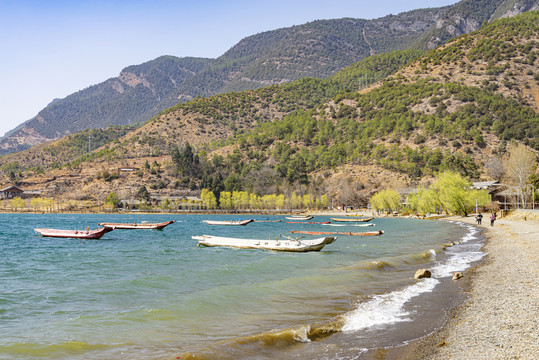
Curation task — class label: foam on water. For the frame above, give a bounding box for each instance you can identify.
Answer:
[342,220,485,332]
[431,223,485,278]
[342,277,439,331]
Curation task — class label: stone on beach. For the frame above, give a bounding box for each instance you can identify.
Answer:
[452,272,463,280]
[414,269,432,279]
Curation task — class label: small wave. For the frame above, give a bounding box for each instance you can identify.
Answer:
[432,251,485,278]
[431,223,485,278]
[344,250,437,271]
[404,249,437,263]
[0,341,121,358]
[176,320,346,359]
[342,278,439,331]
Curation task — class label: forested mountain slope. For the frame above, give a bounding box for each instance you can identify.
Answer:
[2,0,536,156]
[2,12,537,205]
[0,50,423,172]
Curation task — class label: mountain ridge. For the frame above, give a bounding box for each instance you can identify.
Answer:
[2,0,537,155]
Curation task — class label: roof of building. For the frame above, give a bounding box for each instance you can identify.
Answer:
[472,181,500,189]
[0,185,23,192]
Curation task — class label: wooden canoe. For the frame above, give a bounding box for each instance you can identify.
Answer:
[202,219,254,226]
[192,235,337,252]
[34,227,113,239]
[98,220,175,230]
[285,221,331,224]
[290,230,384,236]
[330,217,374,222]
[285,216,313,220]
[322,223,374,227]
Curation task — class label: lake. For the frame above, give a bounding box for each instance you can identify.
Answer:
[0,213,484,359]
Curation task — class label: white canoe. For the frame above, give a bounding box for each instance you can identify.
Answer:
[285,216,313,220]
[202,219,253,226]
[192,235,336,252]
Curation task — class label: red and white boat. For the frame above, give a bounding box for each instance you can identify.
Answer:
[34,227,113,239]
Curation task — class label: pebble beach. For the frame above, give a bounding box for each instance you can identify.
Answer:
[394,210,539,360]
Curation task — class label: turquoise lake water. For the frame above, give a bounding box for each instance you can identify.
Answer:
[0,213,484,359]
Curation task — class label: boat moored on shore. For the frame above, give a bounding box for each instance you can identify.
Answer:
[34,227,113,239]
[331,217,374,222]
[202,219,254,226]
[98,220,175,230]
[192,235,336,252]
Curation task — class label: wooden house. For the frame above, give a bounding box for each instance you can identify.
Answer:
[0,185,24,199]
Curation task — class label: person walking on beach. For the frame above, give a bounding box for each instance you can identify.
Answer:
[476,212,483,225]
[490,212,496,226]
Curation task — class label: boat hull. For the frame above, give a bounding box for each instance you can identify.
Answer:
[291,230,383,236]
[323,223,374,227]
[285,216,313,220]
[330,217,374,222]
[34,227,112,239]
[192,235,336,252]
[202,219,253,226]
[285,221,331,224]
[98,220,175,230]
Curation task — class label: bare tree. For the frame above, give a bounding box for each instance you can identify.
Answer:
[485,156,505,181]
[505,144,536,208]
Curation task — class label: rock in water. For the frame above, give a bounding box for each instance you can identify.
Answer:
[452,272,463,280]
[414,269,432,279]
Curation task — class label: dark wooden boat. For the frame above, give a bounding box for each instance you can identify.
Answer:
[34,227,113,239]
[98,220,175,230]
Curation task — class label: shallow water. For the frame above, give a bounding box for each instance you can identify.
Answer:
[0,214,484,359]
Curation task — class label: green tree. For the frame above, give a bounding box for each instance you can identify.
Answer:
[201,188,217,209]
[434,171,489,216]
[104,192,121,209]
[370,189,401,213]
[408,187,443,215]
[10,197,25,211]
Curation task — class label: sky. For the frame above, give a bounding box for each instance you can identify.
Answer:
[0,0,459,137]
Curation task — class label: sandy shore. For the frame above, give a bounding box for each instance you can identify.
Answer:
[389,210,539,360]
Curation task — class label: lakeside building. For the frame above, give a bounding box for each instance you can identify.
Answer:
[0,185,24,199]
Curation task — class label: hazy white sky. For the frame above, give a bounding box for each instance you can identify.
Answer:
[0,0,458,137]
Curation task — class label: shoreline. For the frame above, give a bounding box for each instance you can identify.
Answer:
[381,210,539,360]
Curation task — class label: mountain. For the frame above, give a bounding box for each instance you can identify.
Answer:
[162,0,539,104]
[0,50,423,172]
[0,56,212,155]
[2,11,537,205]
[1,0,537,156]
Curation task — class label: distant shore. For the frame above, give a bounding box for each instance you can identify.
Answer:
[381,210,539,360]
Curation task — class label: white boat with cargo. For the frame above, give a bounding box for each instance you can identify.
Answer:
[192,235,336,252]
